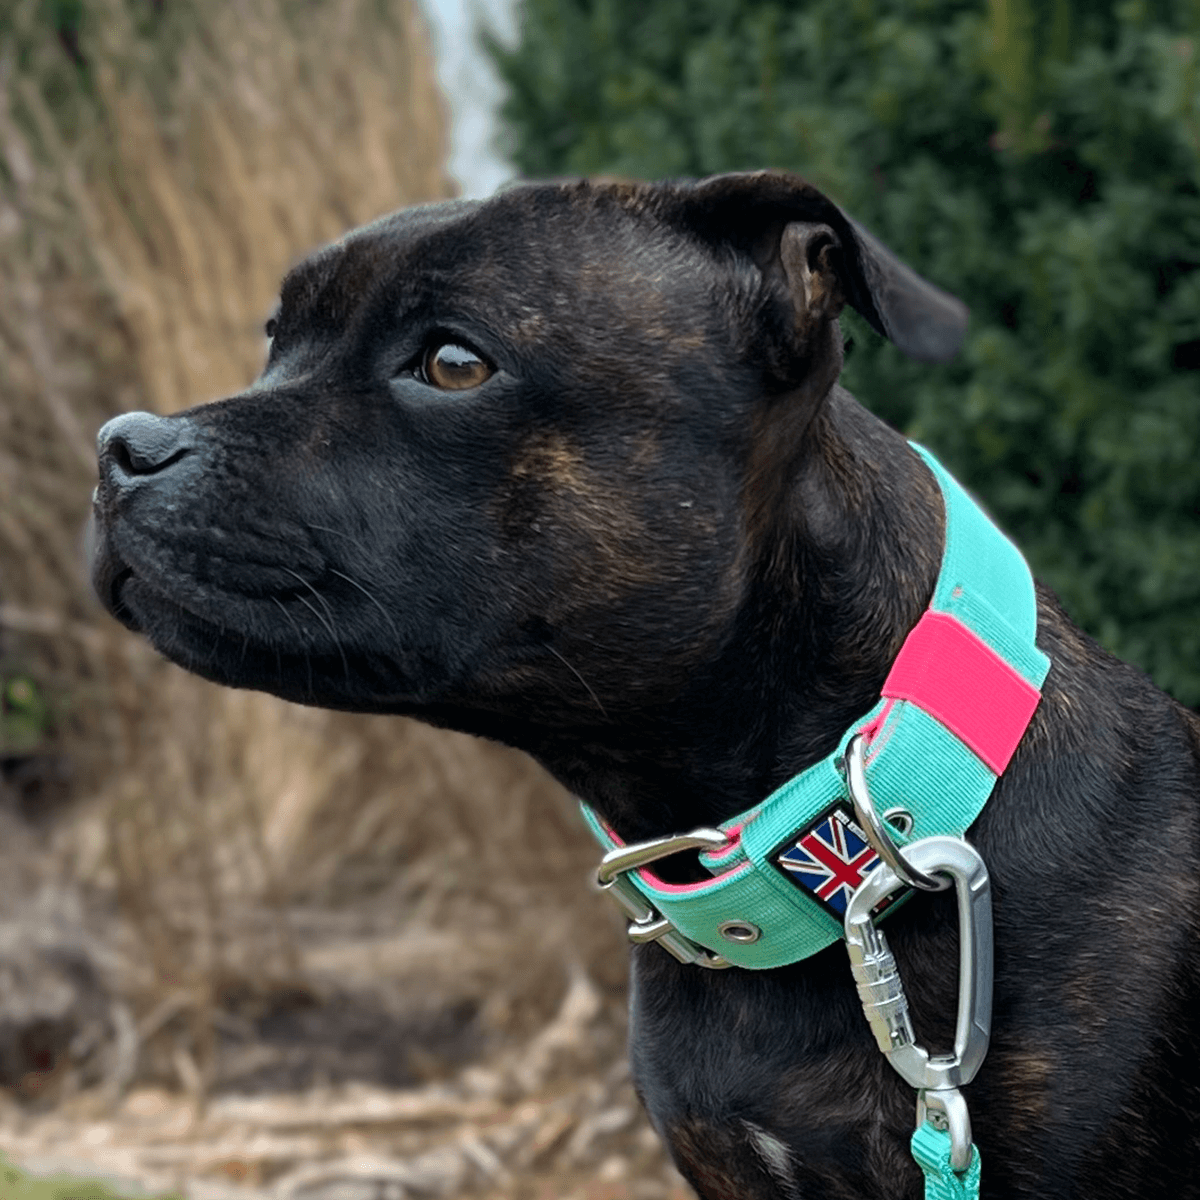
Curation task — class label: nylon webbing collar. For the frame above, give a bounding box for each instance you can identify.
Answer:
[581,444,1051,969]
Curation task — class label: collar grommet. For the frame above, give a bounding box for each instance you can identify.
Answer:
[718,920,762,944]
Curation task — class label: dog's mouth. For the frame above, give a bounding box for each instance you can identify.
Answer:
[98,556,357,702]
[100,549,315,650]
[88,509,140,631]
[89,516,438,710]
[92,489,327,632]
[95,545,241,651]
[106,565,138,629]
[92,504,295,651]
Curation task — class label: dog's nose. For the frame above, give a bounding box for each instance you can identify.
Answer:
[97,411,197,481]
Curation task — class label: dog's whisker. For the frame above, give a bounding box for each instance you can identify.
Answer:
[271,596,313,696]
[327,567,402,643]
[545,643,608,718]
[282,569,351,686]
[284,584,351,687]
[305,521,371,558]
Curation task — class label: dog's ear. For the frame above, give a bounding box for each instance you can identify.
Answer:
[679,171,968,364]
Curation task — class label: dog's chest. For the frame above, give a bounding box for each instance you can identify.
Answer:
[628,947,922,1200]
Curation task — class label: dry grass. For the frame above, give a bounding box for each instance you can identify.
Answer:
[1,971,689,1200]
[0,0,624,1105]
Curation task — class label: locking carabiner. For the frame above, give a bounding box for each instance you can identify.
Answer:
[844,836,993,1088]
[843,836,993,1172]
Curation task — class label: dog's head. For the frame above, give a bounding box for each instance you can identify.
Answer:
[91,172,965,748]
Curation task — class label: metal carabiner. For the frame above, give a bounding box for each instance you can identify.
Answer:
[844,836,993,1087]
[843,836,993,1171]
[597,828,734,969]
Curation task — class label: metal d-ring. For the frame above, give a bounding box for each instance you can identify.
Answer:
[844,734,948,893]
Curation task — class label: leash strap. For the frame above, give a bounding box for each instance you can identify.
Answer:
[582,443,1051,968]
[912,1123,982,1200]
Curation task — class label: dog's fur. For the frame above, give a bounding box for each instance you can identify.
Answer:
[90,173,1200,1199]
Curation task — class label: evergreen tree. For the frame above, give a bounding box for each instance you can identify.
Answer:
[491,0,1200,704]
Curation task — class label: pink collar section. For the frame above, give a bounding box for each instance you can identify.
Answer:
[882,610,1041,775]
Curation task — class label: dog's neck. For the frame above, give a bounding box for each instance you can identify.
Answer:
[529,389,945,844]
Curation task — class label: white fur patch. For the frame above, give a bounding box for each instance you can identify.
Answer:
[744,1121,795,1190]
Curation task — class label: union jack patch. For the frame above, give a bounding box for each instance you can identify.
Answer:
[771,803,905,921]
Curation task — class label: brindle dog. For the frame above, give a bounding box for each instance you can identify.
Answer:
[90,172,1200,1199]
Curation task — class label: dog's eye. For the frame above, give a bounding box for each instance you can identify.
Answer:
[421,342,494,391]
[264,316,278,339]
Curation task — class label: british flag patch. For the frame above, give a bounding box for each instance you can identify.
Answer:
[772,803,903,920]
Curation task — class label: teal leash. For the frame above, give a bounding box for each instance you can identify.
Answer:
[912,1124,982,1200]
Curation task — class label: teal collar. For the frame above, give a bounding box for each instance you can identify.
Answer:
[582,444,1051,969]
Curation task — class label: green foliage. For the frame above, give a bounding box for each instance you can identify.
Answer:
[492,0,1200,704]
[0,673,52,754]
[0,1154,180,1200]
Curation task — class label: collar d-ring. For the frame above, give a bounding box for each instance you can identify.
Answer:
[844,733,948,892]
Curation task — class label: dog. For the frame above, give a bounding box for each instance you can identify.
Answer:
[90,172,1200,1199]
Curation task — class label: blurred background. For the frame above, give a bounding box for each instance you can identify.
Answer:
[0,1,1196,1197]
